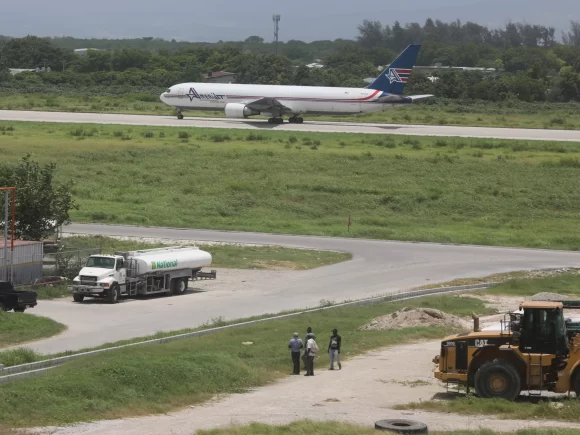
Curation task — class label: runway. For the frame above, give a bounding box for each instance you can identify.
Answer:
[26,223,580,354]
[1,110,580,141]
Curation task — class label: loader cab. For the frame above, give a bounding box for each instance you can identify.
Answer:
[518,301,569,356]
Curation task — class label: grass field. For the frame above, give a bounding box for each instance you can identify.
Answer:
[485,270,580,297]
[396,395,580,424]
[1,93,580,130]
[0,312,65,349]
[0,295,493,427]
[197,421,580,435]
[3,121,580,249]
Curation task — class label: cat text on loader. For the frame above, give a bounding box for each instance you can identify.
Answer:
[433,300,580,400]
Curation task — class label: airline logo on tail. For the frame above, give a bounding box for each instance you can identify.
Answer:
[386,68,413,84]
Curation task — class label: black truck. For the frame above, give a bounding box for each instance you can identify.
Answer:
[0,281,38,312]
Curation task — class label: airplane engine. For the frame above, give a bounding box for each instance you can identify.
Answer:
[224,103,260,118]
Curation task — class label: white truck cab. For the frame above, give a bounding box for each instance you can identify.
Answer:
[72,255,127,303]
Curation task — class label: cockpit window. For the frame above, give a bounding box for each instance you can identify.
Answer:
[166,88,171,93]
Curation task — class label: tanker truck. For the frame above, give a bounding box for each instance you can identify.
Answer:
[71,246,213,304]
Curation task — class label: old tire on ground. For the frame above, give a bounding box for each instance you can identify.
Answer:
[107,284,119,304]
[474,359,521,401]
[73,294,84,303]
[374,419,428,433]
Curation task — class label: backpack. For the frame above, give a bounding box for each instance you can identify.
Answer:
[309,339,319,353]
[330,336,338,349]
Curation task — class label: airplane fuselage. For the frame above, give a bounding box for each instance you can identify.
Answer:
[160,83,409,116]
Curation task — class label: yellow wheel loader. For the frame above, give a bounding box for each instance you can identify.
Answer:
[433,300,580,399]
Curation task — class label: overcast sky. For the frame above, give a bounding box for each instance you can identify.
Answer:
[1,0,575,42]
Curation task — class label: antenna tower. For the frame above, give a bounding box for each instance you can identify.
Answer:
[273,14,281,54]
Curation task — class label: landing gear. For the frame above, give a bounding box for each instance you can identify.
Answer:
[268,117,284,124]
[177,110,184,120]
[288,116,304,124]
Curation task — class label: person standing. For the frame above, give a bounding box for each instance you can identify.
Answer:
[305,333,318,376]
[302,326,314,370]
[288,332,303,375]
[328,328,342,370]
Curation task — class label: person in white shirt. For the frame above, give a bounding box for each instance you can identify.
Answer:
[305,334,318,376]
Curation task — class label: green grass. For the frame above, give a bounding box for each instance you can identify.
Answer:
[486,271,580,297]
[0,294,496,368]
[3,121,580,249]
[0,295,493,427]
[0,312,66,349]
[59,235,351,270]
[197,421,580,435]
[395,395,580,424]
[1,93,580,129]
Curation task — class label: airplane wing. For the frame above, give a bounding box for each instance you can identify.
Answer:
[242,97,294,115]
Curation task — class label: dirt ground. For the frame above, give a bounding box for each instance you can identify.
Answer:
[358,307,470,332]
[34,297,580,435]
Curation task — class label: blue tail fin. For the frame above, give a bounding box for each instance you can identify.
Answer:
[366,44,421,95]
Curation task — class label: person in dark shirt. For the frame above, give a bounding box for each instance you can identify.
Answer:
[328,328,342,370]
[288,332,303,375]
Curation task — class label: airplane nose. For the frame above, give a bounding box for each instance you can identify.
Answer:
[160,93,166,103]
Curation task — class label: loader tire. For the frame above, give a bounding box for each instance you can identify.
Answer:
[374,419,428,433]
[474,359,521,401]
[572,371,580,397]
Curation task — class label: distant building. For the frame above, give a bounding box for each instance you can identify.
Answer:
[73,48,103,56]
[0,240,43,286]
[9,68,36,75]
[203,71,236,83]
[9,67,51,75]
[306,62,324,69]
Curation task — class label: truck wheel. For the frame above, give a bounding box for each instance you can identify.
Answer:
[107,284,119,304]
[171,278,187,295]
[0,302,7,312]
[73,294,85,303]
[14,307,26,313]
[474,359,521,401]
[177,278,188,294]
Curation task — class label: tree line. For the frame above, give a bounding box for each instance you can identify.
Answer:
[0,19,579,102]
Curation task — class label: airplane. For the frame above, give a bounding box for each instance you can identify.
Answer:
[159,44,433,124]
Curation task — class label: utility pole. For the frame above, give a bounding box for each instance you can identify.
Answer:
[3,190,7,281]
[272,14,280,55]
[61,60,66,72]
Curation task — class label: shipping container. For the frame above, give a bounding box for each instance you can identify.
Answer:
[0,240,44,285]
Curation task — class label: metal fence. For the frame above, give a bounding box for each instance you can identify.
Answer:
[43,247,102,280]
[0,242,44,285]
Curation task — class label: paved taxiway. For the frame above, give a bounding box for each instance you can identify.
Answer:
[25,223,580,355]
[1,110,580,141]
